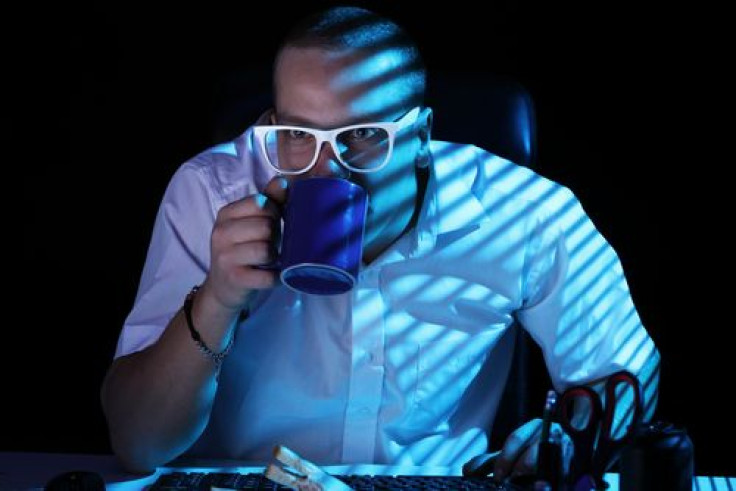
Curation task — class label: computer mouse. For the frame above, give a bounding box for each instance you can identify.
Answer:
[44,470,105,491]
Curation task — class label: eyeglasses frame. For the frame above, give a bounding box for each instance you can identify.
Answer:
[253,106,422,175]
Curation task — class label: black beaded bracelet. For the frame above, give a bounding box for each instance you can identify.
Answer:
[183,285,235,369]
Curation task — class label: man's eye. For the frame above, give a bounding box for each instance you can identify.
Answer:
[288,129,310,139]
[347,128,377,141]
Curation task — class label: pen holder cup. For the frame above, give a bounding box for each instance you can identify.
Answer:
[619,421,693,491]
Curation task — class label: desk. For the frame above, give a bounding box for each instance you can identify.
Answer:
[2,452,735,490]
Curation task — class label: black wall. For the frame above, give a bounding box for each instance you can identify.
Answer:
[9,1,725,476]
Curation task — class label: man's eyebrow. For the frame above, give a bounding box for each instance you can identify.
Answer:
[274,112,371,129]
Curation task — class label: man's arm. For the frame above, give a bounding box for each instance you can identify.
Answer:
[490,183,661,482]
[100,286,241,473]
[101,178,287,473]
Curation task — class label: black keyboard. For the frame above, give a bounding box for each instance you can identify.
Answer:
[148,471,515,490]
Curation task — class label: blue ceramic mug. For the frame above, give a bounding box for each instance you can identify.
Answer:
[278,177,368,295]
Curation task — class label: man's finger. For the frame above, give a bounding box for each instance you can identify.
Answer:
[493,419,542,482]
[217,192,279,221]
[511,443,538,477]
[263,175,289,207]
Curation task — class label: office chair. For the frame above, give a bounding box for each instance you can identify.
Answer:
[212,68,550,447]
[426,71,536,168]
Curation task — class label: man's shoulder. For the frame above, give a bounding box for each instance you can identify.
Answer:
[182,132,249,176]
[430,140,572,209]
[171,129,274,203]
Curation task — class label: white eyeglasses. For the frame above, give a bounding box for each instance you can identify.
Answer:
[253,106,421,175]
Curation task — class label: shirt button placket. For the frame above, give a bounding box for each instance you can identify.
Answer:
[342,267,385,463]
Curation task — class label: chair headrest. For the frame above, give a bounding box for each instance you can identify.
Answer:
[427,72,536,167]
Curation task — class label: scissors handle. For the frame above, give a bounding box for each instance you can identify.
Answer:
[593,370,643,477]
[601,371,643,438]
[557,370,643,487]
[557,385,603,479]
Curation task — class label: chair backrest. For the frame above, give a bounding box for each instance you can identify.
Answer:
[426,71,537,167]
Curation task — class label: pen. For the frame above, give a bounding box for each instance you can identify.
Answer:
[536,390,562,490]
[539,390,557,448]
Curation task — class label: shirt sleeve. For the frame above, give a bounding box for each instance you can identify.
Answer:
[113,162,217,358]
[515,185,658,390]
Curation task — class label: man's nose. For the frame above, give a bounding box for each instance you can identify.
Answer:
[308,142,349,178]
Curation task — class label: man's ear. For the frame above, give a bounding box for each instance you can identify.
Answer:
[255,108,276,125]
[415,107,434,168]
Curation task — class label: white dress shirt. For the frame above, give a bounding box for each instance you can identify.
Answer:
[114,126,657,466]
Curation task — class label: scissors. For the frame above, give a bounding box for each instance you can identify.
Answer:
[557,370,643,489]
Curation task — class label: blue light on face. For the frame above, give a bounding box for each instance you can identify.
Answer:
[330,49,422,116]
[332,49,412,89]
[349,73,424,116]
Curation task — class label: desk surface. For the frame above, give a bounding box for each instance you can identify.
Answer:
[2,452,735,490]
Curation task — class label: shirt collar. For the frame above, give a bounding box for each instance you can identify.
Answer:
[410,141,489,256]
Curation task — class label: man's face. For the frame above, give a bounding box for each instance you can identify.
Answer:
[273,46,425,263]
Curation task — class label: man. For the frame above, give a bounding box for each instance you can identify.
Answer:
[101,6,659,480]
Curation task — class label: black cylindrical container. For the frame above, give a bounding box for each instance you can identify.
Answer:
[619,421,694,491]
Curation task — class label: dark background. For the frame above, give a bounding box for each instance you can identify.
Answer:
[8,0,726,476]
